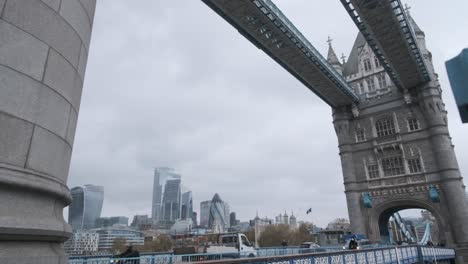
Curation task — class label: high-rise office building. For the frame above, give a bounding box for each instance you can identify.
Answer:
[152,167,181,225]
[208,193,229,232]
[181,191,193,220]
[200,200,212,227]
[192,212,198,226]
[161,178,181,224]
[224,202,231,228]
[69,185,104,230]
[446,48,468,123]
[230,212,237,228]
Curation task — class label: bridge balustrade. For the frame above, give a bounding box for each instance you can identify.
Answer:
[62,246,455,264]
[202,246,455,264]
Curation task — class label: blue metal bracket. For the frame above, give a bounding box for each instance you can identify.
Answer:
[363,193,373,208]
[429,185,440,203]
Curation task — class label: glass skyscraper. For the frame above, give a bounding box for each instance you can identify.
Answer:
[200,200,212,227]
[181,191,193,220]
[446,48,468,123]
[152,167,181,225]
[69,185,104,230]
[161,178,181,223]
[208,193,230,232]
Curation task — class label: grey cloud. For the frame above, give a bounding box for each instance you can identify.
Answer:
[68,0,468,226]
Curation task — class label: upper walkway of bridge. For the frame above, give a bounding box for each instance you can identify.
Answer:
[203,0,433,108]
[341,0,431,91]
[202,0,360,108]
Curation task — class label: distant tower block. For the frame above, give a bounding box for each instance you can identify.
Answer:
[446,48,468,123]
[0,1,97,262]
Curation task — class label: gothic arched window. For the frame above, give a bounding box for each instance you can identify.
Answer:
[375,117,396,137]
[408,158,422,173]
[366,78,376,91]
[374,56,381,68]
[358,82,365,94]
[377,73,387,89]
[363,59,372,71]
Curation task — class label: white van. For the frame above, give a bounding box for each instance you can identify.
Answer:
[205,233,257,258]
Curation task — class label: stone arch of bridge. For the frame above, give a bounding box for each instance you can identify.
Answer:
[368,198,449,245]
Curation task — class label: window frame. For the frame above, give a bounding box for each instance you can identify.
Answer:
[381,156,405,177]
[356,129,366,142]
[363,58,372,72]
[367,77,376,92]
[374,56,381,68]
[358,82,365,94]
[367,164,380,179]
[375,117,396,138]
[407,117,420,131]
[407,158,422,174]
[377,73,387,89]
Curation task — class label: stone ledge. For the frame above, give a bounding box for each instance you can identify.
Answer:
[0,164,71,203]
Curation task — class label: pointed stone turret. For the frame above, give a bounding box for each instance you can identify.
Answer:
[405,4,425,36]
[290,211,297,225]
[327,36,343,74]
[254,210,260,221]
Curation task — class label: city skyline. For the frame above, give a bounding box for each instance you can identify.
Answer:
[67,0,468,227]
[66,174,331,227]
[65,177,352,227]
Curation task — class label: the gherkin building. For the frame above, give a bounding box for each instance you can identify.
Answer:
[208,193,229,232]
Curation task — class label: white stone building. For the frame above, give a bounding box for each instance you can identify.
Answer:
[64,231,99,256]
[95,226,144,251]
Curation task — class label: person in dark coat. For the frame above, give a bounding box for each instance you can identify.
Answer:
[348,238,358,250]
[115,245,140,264]
[281,240,288,247]
[116,245,133,257]
[127,248,140,264]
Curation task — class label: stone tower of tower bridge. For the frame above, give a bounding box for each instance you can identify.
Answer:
[330,14,468,255]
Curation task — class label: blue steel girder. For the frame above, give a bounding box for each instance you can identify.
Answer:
[202,0,359,108]
[341,0,431,91]
[393,212,416,243]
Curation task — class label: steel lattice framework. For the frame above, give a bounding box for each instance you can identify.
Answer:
[341,0,431,91]
[202,0,359,108]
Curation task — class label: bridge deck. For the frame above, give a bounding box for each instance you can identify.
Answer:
[341,0,430,90]
[203,0,359,108]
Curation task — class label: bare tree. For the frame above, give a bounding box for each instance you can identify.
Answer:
[112,237,127,254]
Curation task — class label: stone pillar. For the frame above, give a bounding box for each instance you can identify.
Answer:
[0,0,96,262]
[420,82,468,263]
[333,108,367,236]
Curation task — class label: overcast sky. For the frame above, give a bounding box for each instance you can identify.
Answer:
[67,0,468,227]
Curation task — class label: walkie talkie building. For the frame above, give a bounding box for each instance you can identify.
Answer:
[68,185,104,230]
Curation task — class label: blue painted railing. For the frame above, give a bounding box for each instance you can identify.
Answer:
[66,246,455,264]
